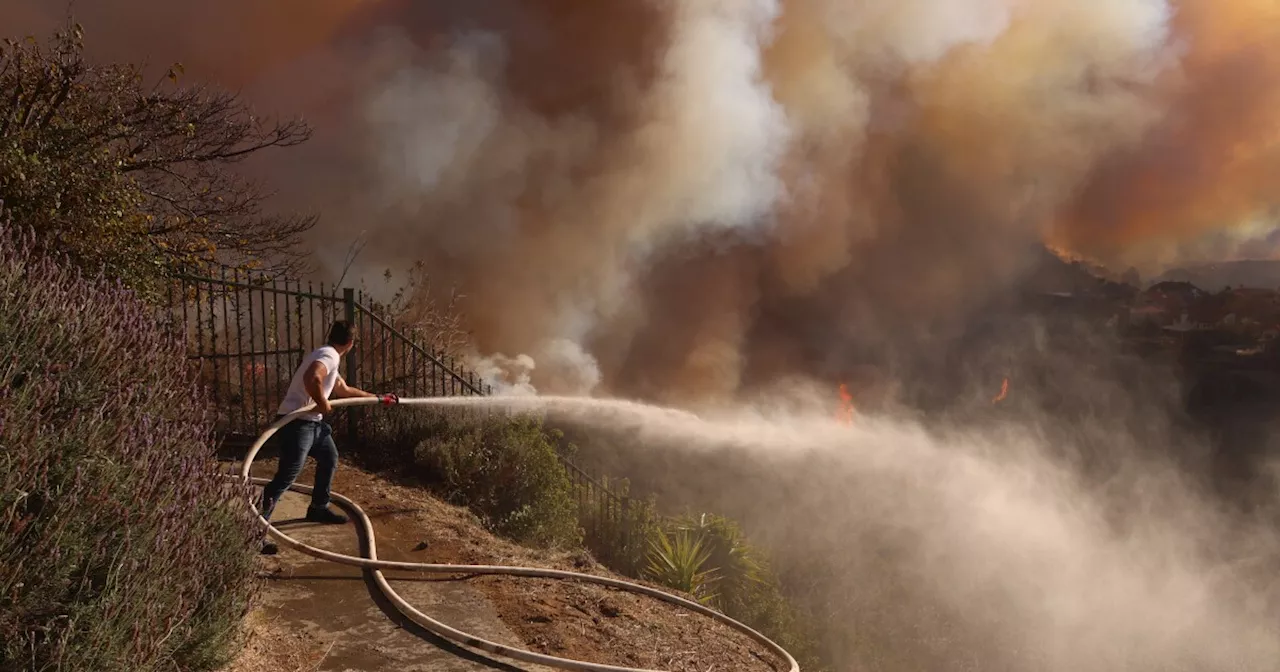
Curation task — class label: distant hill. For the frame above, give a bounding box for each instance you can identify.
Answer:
[1152,260,1280,292]
[1022,245,1133,296]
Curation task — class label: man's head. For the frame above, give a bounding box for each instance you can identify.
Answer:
[327,320,356,355]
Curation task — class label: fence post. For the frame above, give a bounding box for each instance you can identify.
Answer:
[344,288,360,445]
[621,496,632,569]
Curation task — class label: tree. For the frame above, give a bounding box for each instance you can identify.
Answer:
[0,23,316,296]
[377,261,473,357]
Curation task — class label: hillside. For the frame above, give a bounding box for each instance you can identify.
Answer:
[220,459,783,672]
[1022,245,1123,294]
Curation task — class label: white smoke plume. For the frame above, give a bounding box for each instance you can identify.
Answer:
[469,351,537,397]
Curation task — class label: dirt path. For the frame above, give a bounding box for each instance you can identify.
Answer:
[224,460,555,672]
[221,459,783,672]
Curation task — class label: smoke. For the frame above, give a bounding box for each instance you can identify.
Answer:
[472,339,601,397]
[1054,0,1280,272]
[0,0,367,88]
[326,0,1184,398]
[409,392,1280,671]
[469,352,537,397]
[347,0,794,398]
[12,0,1280,400]
[8,4,1280,669]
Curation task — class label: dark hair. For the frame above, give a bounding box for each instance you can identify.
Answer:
[327,320,354,346]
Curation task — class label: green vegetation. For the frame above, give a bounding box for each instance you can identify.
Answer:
[0,224,263,671]
[645,528,719,604]
[0,21,316,672]
[645,513,830,671]
[363,408,831,670]
[363,409,582,548]
[2,22,830,671]
[0,25,315,300]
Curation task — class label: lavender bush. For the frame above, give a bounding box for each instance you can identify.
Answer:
[0,224,263,671]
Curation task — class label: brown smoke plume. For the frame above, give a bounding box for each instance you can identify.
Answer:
[1053,0,1280,272]
[8,0,1280,401]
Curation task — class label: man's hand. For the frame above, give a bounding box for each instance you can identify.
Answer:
[316,398,334,416]
[378,393,399,406]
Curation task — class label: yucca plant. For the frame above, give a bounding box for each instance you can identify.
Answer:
[644,513,833,670]
[644,528,719,605]
[673,513,768,613]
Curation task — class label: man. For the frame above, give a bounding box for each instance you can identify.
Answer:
[259,320,396,555]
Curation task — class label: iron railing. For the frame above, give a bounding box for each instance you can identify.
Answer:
[562,458,651,575]
[164,268,341,439]
[162,268,491,442]
[350,290,489,398]
[162,267,643,565]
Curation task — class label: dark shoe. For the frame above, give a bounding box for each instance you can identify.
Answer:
[260,496,278,522]
[261,541,279,555]
[305,506,349,525]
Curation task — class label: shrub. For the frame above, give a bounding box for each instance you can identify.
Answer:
[644,528,718,604]
[1,25,316,297]
[362,408,581,549]
[669,513,768,615]
[577,475,660,578]
[647,512,831,671]
[0,224,262,671]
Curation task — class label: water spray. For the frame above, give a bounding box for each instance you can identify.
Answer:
[231,395,800,672]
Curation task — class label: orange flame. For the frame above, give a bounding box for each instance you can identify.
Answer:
[992,377,1009,404]
[837,382,856,425]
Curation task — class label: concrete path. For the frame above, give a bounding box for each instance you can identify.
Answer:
[251,475,555,672]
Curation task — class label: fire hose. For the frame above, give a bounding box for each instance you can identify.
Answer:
[233,395,801,672]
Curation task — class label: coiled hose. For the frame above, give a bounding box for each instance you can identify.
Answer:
[233,396,801,672]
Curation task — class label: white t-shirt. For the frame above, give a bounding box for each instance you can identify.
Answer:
[277,345,342,421]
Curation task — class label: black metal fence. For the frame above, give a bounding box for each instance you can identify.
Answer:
[162,268,490,444]
[351,293,489,399]
[562,458,648,573]
[163,267,648,567]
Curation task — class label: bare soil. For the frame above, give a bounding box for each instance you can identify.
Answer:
[219,458,783,672]
[220,610,329,672]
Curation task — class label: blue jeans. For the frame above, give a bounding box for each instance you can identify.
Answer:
[259,418,338,521]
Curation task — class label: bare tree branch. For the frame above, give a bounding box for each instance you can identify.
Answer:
[0,24,317,281]
[365,262,474,357]
[333,231,369,288]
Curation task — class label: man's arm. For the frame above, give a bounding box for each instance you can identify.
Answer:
[332,375,377,400]
[304,360,334,415]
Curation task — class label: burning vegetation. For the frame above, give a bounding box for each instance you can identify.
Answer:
[992,378,1009,405]
[836,383,856,425]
